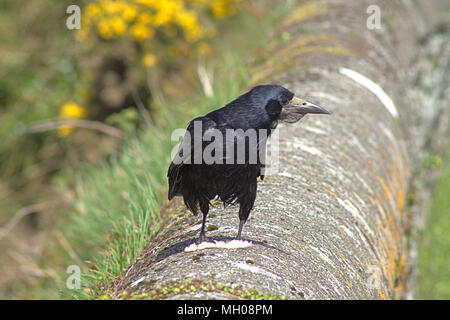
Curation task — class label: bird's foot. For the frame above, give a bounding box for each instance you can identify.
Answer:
[197,232,206,244]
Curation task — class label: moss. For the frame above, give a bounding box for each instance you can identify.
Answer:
[185,230,200,238]
[191,253,205,262]
[171,203,188,217]
[206,224,219,232]
[210,200,223,207]
[114,278,285,300]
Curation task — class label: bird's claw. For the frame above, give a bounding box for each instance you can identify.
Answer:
[197,233,206,244]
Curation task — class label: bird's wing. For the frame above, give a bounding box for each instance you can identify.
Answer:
[220,122,269,167]
[167,115,265,199]
[167,116,218,199]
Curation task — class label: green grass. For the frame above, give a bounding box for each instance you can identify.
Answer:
[62,3,293,299]
[417,156,450,299]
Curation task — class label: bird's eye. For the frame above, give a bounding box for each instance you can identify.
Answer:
[280,98,289,105]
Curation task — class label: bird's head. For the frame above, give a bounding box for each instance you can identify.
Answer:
[250,85,330,123]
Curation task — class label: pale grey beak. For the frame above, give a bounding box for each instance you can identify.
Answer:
[279,96,330,123]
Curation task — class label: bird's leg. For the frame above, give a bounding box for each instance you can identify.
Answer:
[236,219,246,240]
[198,214,207,243]
[236,182,256,241]
[236,205,251,240]
[198,201,209,243]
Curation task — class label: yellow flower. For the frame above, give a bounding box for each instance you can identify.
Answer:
[174,10,204,42]
[98,19,113,39]
[103,1,124,14]
[60,102,87,118]
[122,5,138,21]
[137,12,152,25]
[211,0,240,19]
[184,25,204,42]
[86,3,101,17]
[153,10,172,26]
[187,0,209,3]
[132,23,155,41]
[176,11,197,29]
[142,54,157,67]
[112,17,127,35]
[149,0,181,26]
[58,102,86,137]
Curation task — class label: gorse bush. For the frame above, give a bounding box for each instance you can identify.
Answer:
[58,0,246,138]
[76,0,243,67]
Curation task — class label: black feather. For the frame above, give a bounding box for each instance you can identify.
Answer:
[167,85,297,242]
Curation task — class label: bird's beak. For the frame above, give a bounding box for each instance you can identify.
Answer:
[279,96,330,123]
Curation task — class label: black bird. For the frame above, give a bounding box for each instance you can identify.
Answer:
[167,84,329,243]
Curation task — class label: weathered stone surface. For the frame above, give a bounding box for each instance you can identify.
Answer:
[116,0,449,299]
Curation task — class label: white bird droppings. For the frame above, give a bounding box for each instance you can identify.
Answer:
[184,240,252,252]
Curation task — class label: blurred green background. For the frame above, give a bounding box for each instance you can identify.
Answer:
[0,0,448,299]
